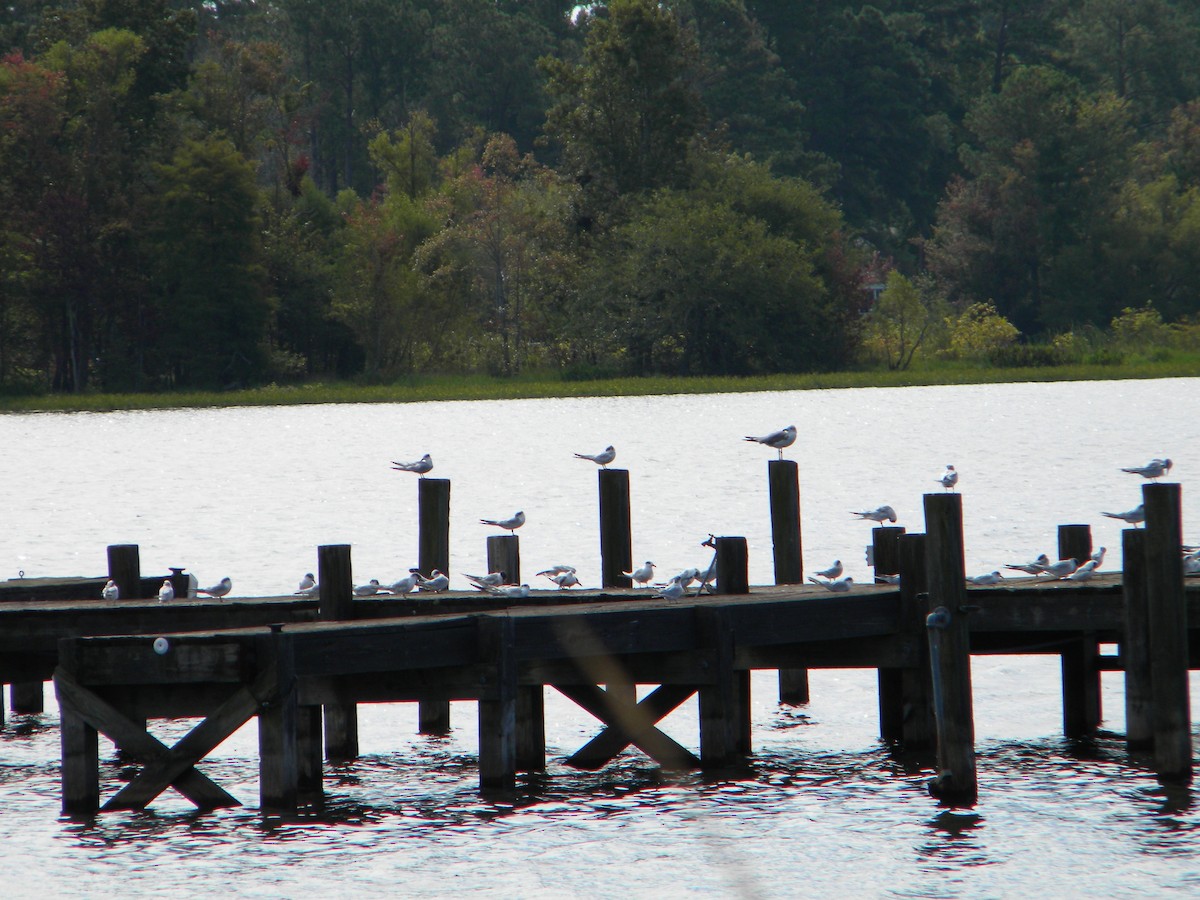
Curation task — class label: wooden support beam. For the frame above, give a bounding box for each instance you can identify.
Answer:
[1121,528,1152,750]
[319,545,360,759]
[516,686,546,772]
[58,686,99,815]
[297,705,325,800]
[599,469,633,588]
[898,533,934,752]
[874,525,906,742]
[696,608,749,766]
[556,682,699,770]
[107,543,141,600]
[924,493,977,804]
[258,631,299,812]
[418,699,450,736]
[486,535,520,585]
[1143,483,1192,783]
[477,616,517,791]
[10,680,43,714]
[1061,636,1101,739]
[419,478,451,578]
[778,668,810,706]
[715,537,749,595]
[1058,524,1093,567]
[768,460,802,584]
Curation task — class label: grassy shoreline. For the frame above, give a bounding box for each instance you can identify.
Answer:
[2,357,1197,413]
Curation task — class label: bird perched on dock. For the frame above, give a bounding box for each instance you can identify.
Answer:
[157,579,174,603]
[392,453,433,477]
[937,465,959,491]
[1038,559,1079,579]
[387,569,422,594]
[808,575,854,592]
[464,571,507,591]
[574,445,616,468]
[1090,546,1106,568]
[1102,503,1145,526]
[480,510,525,533]
[295,581,319,597]
[197,576,232,598]
[876,573,900,584]
[1064,560,1099,581]
[549,570,581,589]
[1185,557,1200,576]
[673,567,702,589]
[102,579,119,601]
[814,560,843,579]
[1121,458,1172,480]
[418,570,450,592]
[852,505,897,524]
[623,560,656,588]
[353,579,384,596]
[298,573,315,592]
[1006,553,1051,575]
[966,571,1004,585]
[744,425,797,459]
[654,577,686,601]
[537,564,576,578]
[491,583,531,598]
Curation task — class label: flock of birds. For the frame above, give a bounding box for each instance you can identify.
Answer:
[101,427,1189,603]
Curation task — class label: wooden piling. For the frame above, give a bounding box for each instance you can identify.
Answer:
[1143,483,1192,782]
[419,478,451,577]
[768,460,802,584]
[599,469,633,588]
[258,631,299,812]
[924,493,976,803]
[477,615,517,791]
[516,686,546,772]
[1121,528,1153,750]
[318,544,359,760]
[898,533,934,751]
[714,537,749,595]
[107,543,142,600]
[1057,524,1093,566]
[9,681,43,714]
[875,526,907,742]
[486,535,520,585]
[696,607,749,766]
[297,705,325,800]
[56,645,99,816]
[1057,523,1101,739]
[872,526,906,583]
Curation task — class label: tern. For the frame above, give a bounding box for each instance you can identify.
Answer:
[464,572,507,591]
[295,582,319,597]
[1064,560,1099,581]
[1102,504,1145,526]
[1185,557,1200,576]
[574,445,616,468]
[1038,559,1079,579]
[876,573,900,584]
[418,570,450,593]
[102,579,119,601]
[197,576,232,598]
[480,510,525,533]
[387,569,422,594]
[549,570,580,589]
[1006,554,1051,575]
[492,583,531,598]
[674,567,702,588]
[1090,546,1106,568]
[537,564,576,577]
[808,575,854,592]
[852,505,897,524]
[623,561,655,587]
[814,560,843,579]
[744,425,797,459]
[654,577,686,601]
[1121,458,1172,480]
[353,579,384,596]
[298,572,315,592]
[966,571,1004,585]
[392,453,433,476]
[157,580,174,603]
[937,465,959,491]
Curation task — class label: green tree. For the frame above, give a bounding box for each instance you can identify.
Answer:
[948,301,1019,357]
[863,271,947,371]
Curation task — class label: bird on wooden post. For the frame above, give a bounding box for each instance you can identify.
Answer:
[744,425,797,459]
[852,505,897,524]
[480,510,525,533]
[814,559,843,579]
[1121,458,1172,480]
[808,575,854,592]
[392,453,433,477]
[102,579,119,601]
[197,576,232,598]
[623,560,655,588]
[1102,503,1145,526]
[574,445,616,468]
[157,579,174,603]
[937,465,959,491]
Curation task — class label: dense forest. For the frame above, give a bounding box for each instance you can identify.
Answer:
[2,0,1199,393]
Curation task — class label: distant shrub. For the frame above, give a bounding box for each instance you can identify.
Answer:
[987,344,1069,368]
[1111,304,1169,348]
[948,302,1019,358]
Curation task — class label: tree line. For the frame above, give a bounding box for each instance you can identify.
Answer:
[1,0,1198,393]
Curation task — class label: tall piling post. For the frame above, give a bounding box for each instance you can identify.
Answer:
[696,607,750,766]
[477,615,518,792]
[1121,528,1152,750]
[258,629,300,813]
[924,493,977,803]
[599,469,633,588]
[318,544,359,761]
[418,478,452,733]
[714,537,749,595]
[486,535,521,585]
[1058,524,1100,739]
[107,544,141,600]
[873,525,906,742]
[56,642,99,816]
[769,459,810,703]
[898,533,934,751]
[1143,483,1192,783]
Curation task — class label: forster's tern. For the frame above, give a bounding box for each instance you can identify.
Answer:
[537,564,576,577]
[814,560,843,579]
[102,579,119,601]
[298,572,315,592]
[654,577,686,601]
[295,581,319,597]
[1038,559,1079,579]
[418,570,450,593]
[387,569,422,594]
[1090,546,1106,568]
[354,579,384,596]
[1121,458,1172,480]
[966,571,1003,585]
[1064,559,1098,581]
[480,511,525,532]
[808,575,854,592]
[197,576,232,598]
[623,561,655,587]
[464,572,507,591]
[492,583,531,598]
[744,425,797,459]
[674,567,702,588]
[1102,504,1145,525]
[1006,553,1051,575]
[1185,557,1200,576]
[158,580,174,603]
[574,445,616,468]
[392,453,433,476]
[852,505,897,523]
[876,573,900,584]
[937,465,959,491]
[549,570,580,589]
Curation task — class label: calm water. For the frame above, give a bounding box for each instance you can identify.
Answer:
[3,378,1200,897]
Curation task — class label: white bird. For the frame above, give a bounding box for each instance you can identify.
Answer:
[354,579,384,596]
[102,579,119,601]
[1121,458,1172,480]
[492,583,531,598]
[1185,557,1200,576]
[549,570,580,589]
[298,572,315,592]
[387,569,422,594]
[814,559,843,579]
[744,425,797,459]
[654,577,686,601]
[418,570,449,593]
[537,564,576,578]
[876,573,900,584]
[1064,559,1099,581]
[197,576,232,598]
[1090,546,1106,568]
[623,560,655,587]
[464,571,507,591]
[392,453,433,476]
[1102,504,1145,526]
[1006,553,1051,575]
[852,505,898,523]
[937,465,959,491]
[966,571,1004,585]
[574,445,616,468]
[1038,559,1079,579]
[674,567,702,588]
[480,510,525,533]
[295,581,320,597]
[157,579,174,603]
[808,575,854,592]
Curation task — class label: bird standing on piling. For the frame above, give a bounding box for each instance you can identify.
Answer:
[1090,546,1106,568]
[938,465,959,491]
[1121,458,1172,480]
[102,579,119,601]
[654,577,686,601]
[157,580,174,603]
[574,445,616,468]
[197,576,232,598]
[1038,559,1079,579]
[744,425,797,459]
[623,560,655,588]
[852,505,897,523]
[480,510,525,533]
[1102,503,1145,526]
[392,453,433,477]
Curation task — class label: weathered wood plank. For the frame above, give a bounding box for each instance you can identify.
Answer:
[556,682,699,770]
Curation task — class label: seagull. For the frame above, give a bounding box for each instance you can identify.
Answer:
[574,445,616,468]
[1121,458,1172,480]
[295,581,319,597]
[1102,504,1145,526]
[937,465,959,491]
[1038,559,1079,579]
[673,567,702,588]
[492,583,531,598]
[537,564,576,577]
[298,572,315,592]
[392,453,433,476]
[808,575,854,592]
[102,579,119,601]
[418,570,450,593]
[623,560,655,588]
[353,579,384,596]
[876,573,900,584]
[654,577,686,601]
[966,571,1004,585]
[197,576,232,598]
[549,570,580,589]
[387,569,422,594]
[464,571,507,591]
[157,579,174,603]
[480,510,525,533]
[852,505,897,523]
[1064,559,1099,581]
[1090,546,1106,568]
[1006,553,1051,575]
[814,560,843,579]
[744,425,797,459]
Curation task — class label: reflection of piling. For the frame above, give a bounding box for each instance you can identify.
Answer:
[1143,483,1192,782]
[599,469,632,589]
[318,544,359,760]
[418,479,452,734]
[770,460,809,703]
[487,535,520,585]
[1058,524,1099,739]
[1121,528,1152,750]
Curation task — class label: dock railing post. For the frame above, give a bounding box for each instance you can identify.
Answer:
[318,544,359,761]
[1143,482,1192,783]
[899,533,934,751]
[486,535,521,586]
[418,479,452,733]
[924,493,977,803]
[873,525,906,742]
[1121,528,1152,750]
[1058,524,1100,739]
[769,459,810,704]
[714,537,749,595]
[107,543,141,600]
[599,469,633,589]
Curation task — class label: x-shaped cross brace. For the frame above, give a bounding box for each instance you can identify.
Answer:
[553,682,701,770]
